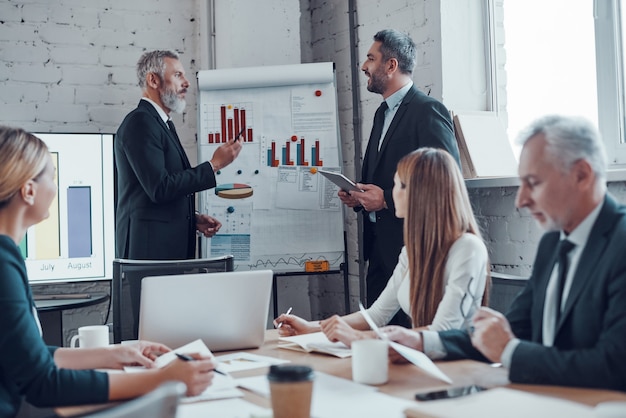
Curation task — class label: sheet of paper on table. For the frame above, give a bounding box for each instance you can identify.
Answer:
[122,339,242,402]
[235,371,414,418]
[278,332,352,358]
[215,351,290,373]
[404,387,595,418]
[177,398,272,418]
[358,303,452,384]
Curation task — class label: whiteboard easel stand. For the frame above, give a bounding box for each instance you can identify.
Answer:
[272,232,350,318]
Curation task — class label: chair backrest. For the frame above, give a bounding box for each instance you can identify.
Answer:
[112,255,234,343]
[84,382,185,418]
[488,272,528,314]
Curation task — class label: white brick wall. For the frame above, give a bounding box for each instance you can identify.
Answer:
[0,0,199,145]
[0,0,201,344]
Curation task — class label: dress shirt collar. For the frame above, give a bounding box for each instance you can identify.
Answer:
[559,198,604,248]
[384,80,413,111]
[141,97,169,125]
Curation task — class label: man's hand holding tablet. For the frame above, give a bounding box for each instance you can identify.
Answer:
[318,169,363,193]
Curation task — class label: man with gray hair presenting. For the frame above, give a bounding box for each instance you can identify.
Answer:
[384,115,626,390]
[115,50,242,260]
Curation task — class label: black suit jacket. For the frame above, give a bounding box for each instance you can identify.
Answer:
[440,194,626,391]
[360,86,460,271]
[114,100,216,260]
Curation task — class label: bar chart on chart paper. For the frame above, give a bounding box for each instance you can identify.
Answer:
[264,135,323,167]
[204,102,255,144]
[22,134,114,282]
[197,63,344,273]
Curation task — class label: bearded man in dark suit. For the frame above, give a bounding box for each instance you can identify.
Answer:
[115,50,242,260]
[339,29,460,325]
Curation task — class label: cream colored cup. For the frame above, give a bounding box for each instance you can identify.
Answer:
[268,364,314,418]
[70,325,110,348]
[351,339,388,385]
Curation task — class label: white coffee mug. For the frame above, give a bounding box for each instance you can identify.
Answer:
[70,325,110,348]
[351,339,388,385]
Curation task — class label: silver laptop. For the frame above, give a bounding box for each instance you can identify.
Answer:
[138,270,273,352]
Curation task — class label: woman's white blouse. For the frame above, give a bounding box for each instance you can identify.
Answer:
[365,233,488,331]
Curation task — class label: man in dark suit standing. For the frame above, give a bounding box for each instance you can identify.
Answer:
[385,115,626,391]
[115,50,242,260]
[339,30,460,324]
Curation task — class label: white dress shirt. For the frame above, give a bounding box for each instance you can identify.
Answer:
[365,233,488,330]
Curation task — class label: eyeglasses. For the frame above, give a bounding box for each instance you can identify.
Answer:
[459,276,479,334]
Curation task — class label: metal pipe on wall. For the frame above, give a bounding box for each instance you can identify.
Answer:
[348,0,366,307]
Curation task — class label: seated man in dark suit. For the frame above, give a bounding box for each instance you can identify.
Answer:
[383,115,626,391]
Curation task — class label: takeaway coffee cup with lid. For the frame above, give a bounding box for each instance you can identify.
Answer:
[267,364,314,418]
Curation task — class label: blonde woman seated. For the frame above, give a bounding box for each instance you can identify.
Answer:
[0,126,216,417]
[275,148,489,346]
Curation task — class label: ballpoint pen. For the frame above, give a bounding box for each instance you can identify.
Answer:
[276,307,293,329]
[175,353,226,375]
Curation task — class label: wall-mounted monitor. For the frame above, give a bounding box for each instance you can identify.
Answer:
[22,133,115,283]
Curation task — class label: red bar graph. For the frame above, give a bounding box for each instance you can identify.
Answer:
[208,104,254,144]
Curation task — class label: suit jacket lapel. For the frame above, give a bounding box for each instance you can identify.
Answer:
[372,86,418,169]
[557,195,620,332]
[138,101,191,168]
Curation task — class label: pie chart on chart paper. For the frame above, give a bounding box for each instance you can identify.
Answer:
[215,183,254,199]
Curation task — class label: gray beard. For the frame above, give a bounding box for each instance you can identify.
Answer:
[161,89,186,114]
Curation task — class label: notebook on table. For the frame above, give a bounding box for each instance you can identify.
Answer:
[138,270,273,352]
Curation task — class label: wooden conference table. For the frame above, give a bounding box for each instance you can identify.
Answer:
[56,330,626,416]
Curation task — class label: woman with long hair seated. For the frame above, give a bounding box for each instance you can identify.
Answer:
[275,148,490,346]
[0,126,215,417]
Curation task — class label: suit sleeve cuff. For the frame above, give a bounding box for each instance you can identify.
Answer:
[422,330,447,360]
[500,338,520,368]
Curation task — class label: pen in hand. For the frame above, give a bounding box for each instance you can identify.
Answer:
[175,353,226,375]
[276,306,293,329]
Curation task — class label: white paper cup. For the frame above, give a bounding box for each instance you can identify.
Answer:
[351,339,388,385]
[70,325,110,348]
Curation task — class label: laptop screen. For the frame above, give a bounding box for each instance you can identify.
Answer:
[138,270,273,351]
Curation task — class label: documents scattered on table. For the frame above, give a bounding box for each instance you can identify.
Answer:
[125,339,243,402]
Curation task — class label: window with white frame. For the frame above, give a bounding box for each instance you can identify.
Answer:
[493,0,626,166]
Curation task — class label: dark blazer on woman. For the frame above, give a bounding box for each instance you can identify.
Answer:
[439,194,626,391]
[115,100,216,260]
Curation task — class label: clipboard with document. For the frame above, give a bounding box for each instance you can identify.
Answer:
[318,169,363,192]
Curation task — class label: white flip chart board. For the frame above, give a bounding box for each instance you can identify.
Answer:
[197,62,345,273]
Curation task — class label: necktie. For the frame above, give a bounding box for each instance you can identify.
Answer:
[554,239,575,323]
[365,101,388,182]
[167,119,179,140]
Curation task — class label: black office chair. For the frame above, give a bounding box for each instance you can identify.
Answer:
[83,382,185,418]
[488,272,527,314]
[112,255,234,343]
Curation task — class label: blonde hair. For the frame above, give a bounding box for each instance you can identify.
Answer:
[0,126,49,209]
[396,148,489,326]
